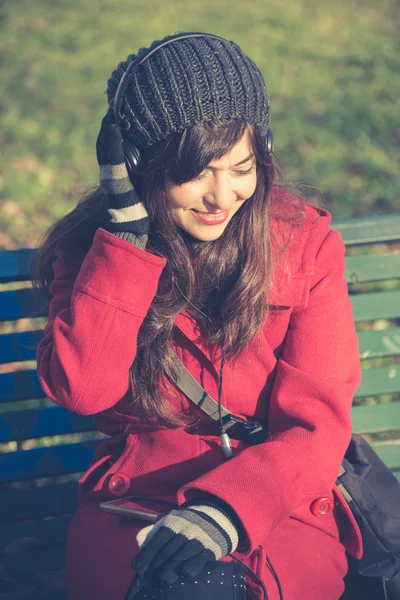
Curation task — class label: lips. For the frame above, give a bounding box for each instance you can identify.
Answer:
[190,209,229,225]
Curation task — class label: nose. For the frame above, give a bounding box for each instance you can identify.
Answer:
[203,174,235,211]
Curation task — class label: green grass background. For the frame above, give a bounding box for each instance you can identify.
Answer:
[1,0,399,249]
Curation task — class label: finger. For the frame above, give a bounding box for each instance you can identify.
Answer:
[151,535,201,570]
[125,573,147,600]
[132,526,182,574]
[106,123,125,164]
[155,538,203,573]
[157,569,180,586]
[136,524,155,549]
[96,112,118,164]
[179,548,216,578]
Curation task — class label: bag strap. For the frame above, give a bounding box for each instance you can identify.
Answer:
[170,353,360,493]
[170,350,268,444]
[170,350,239,433]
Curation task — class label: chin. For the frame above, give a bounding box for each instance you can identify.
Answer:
[186,226,227,242]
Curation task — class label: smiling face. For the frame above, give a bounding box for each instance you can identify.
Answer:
[164,128,257,241]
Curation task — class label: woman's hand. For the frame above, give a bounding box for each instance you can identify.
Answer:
[96,111,150,249]
[132,501,239,585]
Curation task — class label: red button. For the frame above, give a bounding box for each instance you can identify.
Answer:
[108,473,130,496]
[310,497,334,517]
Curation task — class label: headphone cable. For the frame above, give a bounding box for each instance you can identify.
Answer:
[231,548,284,600]
[173,282,283,598]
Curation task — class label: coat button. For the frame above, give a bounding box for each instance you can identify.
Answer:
[310,497,334,517]
[109,473,130,496]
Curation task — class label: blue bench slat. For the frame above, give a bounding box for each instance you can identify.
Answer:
[0,439,100,482]
[0,330,44,364]
[332,213,400,245]
[0,545,66,577]
[1,514,72,553]
[0,406,96,442]
[0,369,46,403]
[0,288,48,321]
[0,573,67,600]
[0,482,79,523]
[1,400,398,444]
[0,248,35,283]
[13,587,67,600]
[23,590,67,600]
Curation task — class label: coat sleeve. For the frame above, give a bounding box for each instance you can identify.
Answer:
[37,228,166,415]
[177,227,362,555]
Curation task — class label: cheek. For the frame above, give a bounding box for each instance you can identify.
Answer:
[165,186,197,210]
[239,173,257,198]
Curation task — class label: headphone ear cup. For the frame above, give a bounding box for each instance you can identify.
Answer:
[266,128,274,154]
[123,139,141,181]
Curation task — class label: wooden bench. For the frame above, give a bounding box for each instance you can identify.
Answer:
[1,213,400,599]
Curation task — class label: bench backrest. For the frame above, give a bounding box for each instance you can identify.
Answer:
[1,213,400,530]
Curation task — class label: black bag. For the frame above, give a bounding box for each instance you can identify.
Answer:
[127,560,248,600]
[337,433,400,599]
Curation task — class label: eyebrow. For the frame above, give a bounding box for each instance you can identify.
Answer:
[207,153,255,171]
[233,153,255,167]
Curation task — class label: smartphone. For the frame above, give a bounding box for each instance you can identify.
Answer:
[100,495,177,522]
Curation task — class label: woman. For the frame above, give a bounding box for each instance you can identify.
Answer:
[33,32,363,600]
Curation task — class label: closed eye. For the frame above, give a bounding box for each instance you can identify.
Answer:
[193,163,256,181]
[233,165,256,176]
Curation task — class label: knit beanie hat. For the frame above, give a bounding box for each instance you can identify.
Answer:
[106,32,270,148]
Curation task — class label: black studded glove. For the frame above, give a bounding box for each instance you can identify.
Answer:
[131,501,239,587]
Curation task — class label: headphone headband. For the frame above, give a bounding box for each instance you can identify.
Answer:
[113,32,230,127]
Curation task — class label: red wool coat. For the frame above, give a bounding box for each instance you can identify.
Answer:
[37,193,363,600]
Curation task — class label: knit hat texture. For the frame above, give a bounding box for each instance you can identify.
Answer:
[106,33,270,148]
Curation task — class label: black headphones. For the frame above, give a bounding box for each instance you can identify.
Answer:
[113,32,274,179]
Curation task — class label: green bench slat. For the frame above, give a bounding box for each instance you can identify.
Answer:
[0,325,398,367]
[396,472,400,482]
[345,253,400,284]
[332,213,400,245]
[355,365,400,398]
[0,406,95,442]
[351,402,400,434]
[1,515,72,553]
[0,369,46,402]
[0,330,44,364]
[0,440,100,482]
[371,441,400,469]
[0,545,65,577]
[0,288,48,321]
[2,402,398,444]
[350,290,400,322]
[357,327,400,359]
[0,248,34,283]
[0,482,79,523]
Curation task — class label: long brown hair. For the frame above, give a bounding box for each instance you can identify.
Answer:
[32,120,306,427]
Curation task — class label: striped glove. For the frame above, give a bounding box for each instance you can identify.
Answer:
[131,501,239,586]
[96,111,150,249]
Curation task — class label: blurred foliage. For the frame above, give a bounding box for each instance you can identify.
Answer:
[0,0,399,249]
